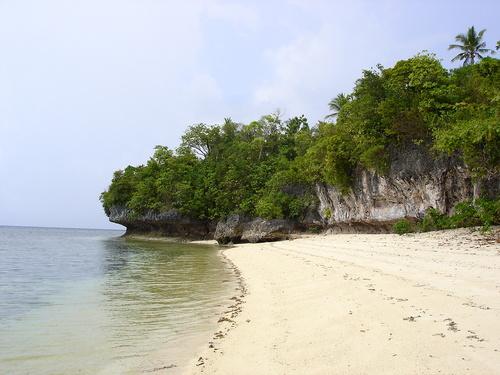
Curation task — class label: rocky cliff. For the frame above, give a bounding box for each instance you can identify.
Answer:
[315,144,496,233]
[108,206,213,239]
[109,207,303,244]
[108,145,499,242]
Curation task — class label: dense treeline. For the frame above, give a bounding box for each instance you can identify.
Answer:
[101,54,499,222]
[102,114,316,220]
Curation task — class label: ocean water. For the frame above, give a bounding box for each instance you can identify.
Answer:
[0,226,237,374]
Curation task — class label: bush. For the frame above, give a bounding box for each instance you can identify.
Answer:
[475,198,500,231]
[393,219,414,235]
[255,193,285,219]
[418,199,499,233]
[451,199,500,232]
[450,201,480,228]
[419,208,451,232]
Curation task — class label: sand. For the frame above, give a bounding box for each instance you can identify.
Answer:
[182,228,500,375]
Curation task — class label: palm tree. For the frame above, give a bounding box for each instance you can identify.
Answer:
[497,40,500,51]
[448,26,493,66]
[326,93,349,119]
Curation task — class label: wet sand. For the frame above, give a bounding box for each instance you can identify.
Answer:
[183,228,500,375]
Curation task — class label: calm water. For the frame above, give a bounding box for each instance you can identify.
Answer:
[0,226,236,374]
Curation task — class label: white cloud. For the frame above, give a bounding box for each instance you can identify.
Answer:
[251,1,408,123]
[253,24,352,122]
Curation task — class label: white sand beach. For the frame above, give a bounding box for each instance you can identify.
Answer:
[184,228,500,375]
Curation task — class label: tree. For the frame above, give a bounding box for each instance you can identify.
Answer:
[180,124,221,159]
[102,52,499,224]
[325,93,349,119]
[449,26,493,66]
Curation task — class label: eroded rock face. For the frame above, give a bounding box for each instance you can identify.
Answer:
[214,215,295,244]
[108,206,213,239]
[214,214,248,244]
[241,218,295,243]
[315,144,499,231]
[106,145,499,241]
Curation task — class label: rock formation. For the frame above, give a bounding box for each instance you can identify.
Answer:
[108,206,213,239]
[107,145,499,243]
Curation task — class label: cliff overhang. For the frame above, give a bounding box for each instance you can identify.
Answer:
[107,145,499,244]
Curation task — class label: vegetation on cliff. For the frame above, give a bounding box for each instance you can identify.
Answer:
[102,114,316,221]
[102,39,499,224]
[393,198,500,235]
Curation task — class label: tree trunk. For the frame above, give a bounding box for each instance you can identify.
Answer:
[472,179,481,203]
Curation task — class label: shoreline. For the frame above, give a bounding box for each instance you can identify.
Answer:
[96,236,242,375]
[121,233,216,244]
[182,227,500,375]
[97,240,242,375]
[179,248,248,371]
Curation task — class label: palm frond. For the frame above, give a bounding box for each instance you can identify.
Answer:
[451,53,466,62]
[448,44,466,50]
[450,26,491,65]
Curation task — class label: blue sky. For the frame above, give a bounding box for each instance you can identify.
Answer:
[0,0,498,229]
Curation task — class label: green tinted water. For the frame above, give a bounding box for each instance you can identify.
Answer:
[0,227,236,374]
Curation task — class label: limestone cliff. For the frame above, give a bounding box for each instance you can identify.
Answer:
[108,206,213,239]
[107,144,499,242]
[315,144,498,232]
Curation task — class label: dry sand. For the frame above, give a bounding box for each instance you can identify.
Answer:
[183,228,500,375]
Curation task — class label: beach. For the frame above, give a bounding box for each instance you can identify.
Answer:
[184,228,500,375]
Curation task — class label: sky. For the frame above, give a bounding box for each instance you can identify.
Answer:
[0,0,498,229]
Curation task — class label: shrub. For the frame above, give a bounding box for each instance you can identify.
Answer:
[255,193,285,219]
[419,199,499,233]
[307,225,323,234]
[450,201,480,228]
[475,198,500,231]
[419,208,451,232]
[393,219,414,235]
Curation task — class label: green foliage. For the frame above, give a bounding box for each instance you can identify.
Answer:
[418,199,499,233]
[451,199,500,231]
[448,26,494,66]
[391,198,498,235]
[304,54,499,191]
[393,219,414,235]
[326,93,350,119]
[322,208,332,220]
[359,144,389,174]
[101,113,316,221]
[102,51,499,224]
[255,192,287,219]
[419,208,451,232]
[433,58,500,179]
[100,166,141,214]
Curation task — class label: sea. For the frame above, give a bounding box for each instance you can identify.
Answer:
[0,226,237,374]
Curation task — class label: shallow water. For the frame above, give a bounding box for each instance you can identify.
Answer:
[0,226,236,374]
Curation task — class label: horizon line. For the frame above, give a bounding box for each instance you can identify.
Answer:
[0,224,125,231]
